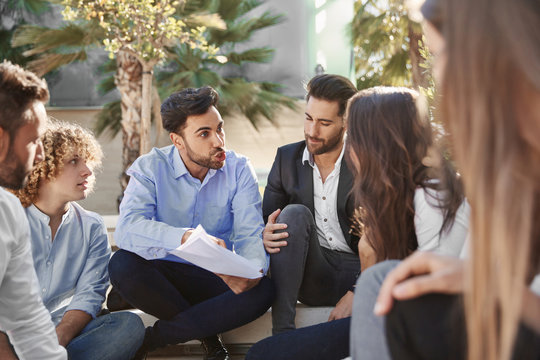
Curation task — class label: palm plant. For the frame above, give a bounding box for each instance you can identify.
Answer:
[351,0,427,90]
[12,0,294,202]
[97,0,297,135]
[0,0,50,66]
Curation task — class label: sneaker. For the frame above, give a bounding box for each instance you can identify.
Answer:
[201,335,230,360]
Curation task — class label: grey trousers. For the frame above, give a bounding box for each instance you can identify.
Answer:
[350,260,400,360]
[270,204,360,334]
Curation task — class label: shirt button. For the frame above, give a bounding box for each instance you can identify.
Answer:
[329,237,333,241]
[324,218,327,222]
[42,288,46,293]
[45,235,50,240]
[46,261,51,266]
[322,196,326,200]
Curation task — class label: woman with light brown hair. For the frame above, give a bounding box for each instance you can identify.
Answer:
[370,0,540,359]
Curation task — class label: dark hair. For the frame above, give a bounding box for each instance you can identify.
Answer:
[306,74,357,116]
[161,86,219,134]
[0,61,49,137]
[345,86,464,261]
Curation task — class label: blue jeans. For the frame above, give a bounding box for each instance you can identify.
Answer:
[246,317,350,360]
[108,249,275,351]
[66,312,145,360]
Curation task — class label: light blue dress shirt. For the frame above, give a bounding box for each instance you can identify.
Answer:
[115,145,269,273]
[26,202,110,325]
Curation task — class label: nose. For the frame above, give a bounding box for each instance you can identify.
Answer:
[33,140,44,164]
[81,162,92,178]
[212,132,224,148]
[305,121,319,138]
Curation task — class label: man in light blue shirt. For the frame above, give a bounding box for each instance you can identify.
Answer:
[109,86,274,360]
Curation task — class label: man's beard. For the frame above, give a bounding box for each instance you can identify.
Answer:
[305,127,345,155]
[185,141,225,170]
[0,147,30,190]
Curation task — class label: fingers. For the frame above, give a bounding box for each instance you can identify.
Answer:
[374,252,434,316]
[328,310,337,321]
[268,208,281,224]
[264,222,289,234]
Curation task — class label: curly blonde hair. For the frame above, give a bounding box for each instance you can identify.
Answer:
[14,119,103,207]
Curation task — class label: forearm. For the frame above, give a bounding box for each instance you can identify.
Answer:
[0,332,17,360]
[56,310,92,347]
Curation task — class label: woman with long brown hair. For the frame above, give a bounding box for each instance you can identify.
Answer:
[346,86,468,270]
[371,0,540,359]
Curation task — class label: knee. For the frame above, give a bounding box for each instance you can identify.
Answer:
[108,250,140,285]
[108,312,146,345]
[277,204,313,225]
[356,260,401,289]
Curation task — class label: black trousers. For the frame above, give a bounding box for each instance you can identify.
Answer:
[386,293,540,360]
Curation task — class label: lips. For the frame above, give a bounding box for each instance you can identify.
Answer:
[77,181,88,190]
[215,152,226,162]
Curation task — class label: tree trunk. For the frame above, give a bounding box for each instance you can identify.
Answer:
[140,63,153,155]
[408,23,428,89]
[115,50,142,201]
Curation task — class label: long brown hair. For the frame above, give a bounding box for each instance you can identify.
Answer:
[345,86,463,261]
[423,0,540,358]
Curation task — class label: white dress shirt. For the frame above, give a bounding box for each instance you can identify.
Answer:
[303,144,353,253]
[0,188,66,360]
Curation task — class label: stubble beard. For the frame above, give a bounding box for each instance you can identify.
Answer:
[0,147,30,190]
[185,142,225,170]
[305,127,345,156]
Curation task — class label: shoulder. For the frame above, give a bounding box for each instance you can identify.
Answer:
[223,150,256,178]
[0,188,26,225]
[129,145,174,176]
[70,202,107,233]
[278,141,305,156]
[274,141,306,164]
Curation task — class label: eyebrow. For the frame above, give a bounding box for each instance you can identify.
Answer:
[194,121,224,134]
[305,112,334,123]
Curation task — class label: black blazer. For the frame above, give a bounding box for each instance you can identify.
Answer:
[263,140,359,254]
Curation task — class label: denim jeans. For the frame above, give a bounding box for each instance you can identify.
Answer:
[349,260,400,360]
[108,249,275,351]
[66,312,145,360]
[246,317,350,360]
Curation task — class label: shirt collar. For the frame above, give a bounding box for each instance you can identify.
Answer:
[28,203,73,224]
[302,139,347,169]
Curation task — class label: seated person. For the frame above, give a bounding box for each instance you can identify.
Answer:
[354,0,540,358]
[108,86,274,360]
[262,74,359,335]
[0,60,66,359]
[4,120,145,360]
[247,86,470,360]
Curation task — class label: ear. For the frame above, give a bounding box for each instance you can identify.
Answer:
[0,126,10,162]
[169,132,184,150]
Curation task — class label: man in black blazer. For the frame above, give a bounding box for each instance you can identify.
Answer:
[263,74,359,335]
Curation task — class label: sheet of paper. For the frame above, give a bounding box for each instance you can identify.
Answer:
[169,225,262,279]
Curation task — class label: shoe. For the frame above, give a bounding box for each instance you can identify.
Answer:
[201,335,230,360]
[106,286,134,311]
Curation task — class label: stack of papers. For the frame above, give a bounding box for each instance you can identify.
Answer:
[169,225,262,279]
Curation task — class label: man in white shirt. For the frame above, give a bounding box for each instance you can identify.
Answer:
[262,74,359,335]
[0,60,66,360]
